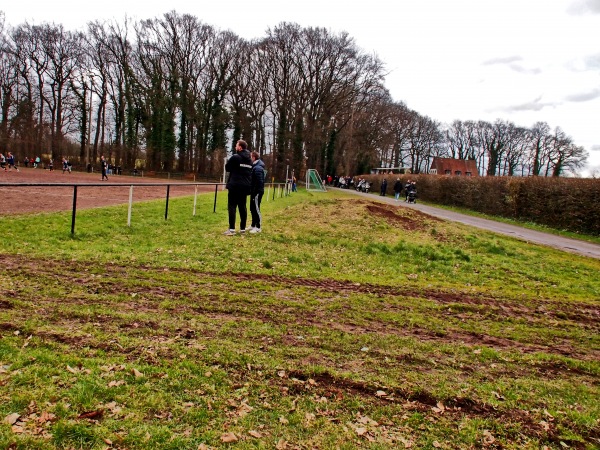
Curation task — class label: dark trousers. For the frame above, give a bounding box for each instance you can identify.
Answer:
[250,192,264,229]
[228,189,248,230]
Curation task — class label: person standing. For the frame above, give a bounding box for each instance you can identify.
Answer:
[101,155,109,181]
[380,178,388,196]
[223,140,252,236]
[393,178,402,201]
[404,179,412,202]
[249,151,266,233]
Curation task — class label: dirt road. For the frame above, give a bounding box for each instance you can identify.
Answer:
[0,167,218,215]
[341,188,600,260]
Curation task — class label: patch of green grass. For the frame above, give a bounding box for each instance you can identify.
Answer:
[0,189,598,448]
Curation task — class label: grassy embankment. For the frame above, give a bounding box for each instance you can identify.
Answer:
[0,189,598,449]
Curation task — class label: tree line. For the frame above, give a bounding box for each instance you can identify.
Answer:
[0,11,588,178]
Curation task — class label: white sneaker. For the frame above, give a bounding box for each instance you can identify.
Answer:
[239,229,246,234]
[249,228,261,234]
[223,229,236,236]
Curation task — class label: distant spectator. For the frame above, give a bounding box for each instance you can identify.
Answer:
[380,178,387,196]
[101,155,109,181]
[393,178,402,201]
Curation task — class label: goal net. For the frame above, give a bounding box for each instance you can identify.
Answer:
[305,169,327,192]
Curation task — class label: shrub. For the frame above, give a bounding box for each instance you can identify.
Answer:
[358,174,600,235]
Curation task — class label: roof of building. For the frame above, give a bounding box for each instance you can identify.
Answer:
[430,157,479,175]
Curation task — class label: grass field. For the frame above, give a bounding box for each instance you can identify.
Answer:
[0,189,598,449]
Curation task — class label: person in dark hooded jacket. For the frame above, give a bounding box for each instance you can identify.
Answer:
[249,151,266,233]
[393,178,403,201]
[223,140,253,235]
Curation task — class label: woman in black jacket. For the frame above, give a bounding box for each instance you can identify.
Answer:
[223,140,253,235]
[249,151,266,233]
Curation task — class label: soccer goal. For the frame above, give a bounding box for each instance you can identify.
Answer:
[305,169,327,192]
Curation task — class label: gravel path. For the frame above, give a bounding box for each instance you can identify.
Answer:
[339,188,600,260]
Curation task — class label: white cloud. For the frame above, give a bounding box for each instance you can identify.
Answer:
[584,53,600,69]
[565,88,600,102]
[482,56,523,66]
[508,64,542,75]
[567,0,600,14]
[496,96,560,112]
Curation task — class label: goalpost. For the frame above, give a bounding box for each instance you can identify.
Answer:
[305,169,327,192]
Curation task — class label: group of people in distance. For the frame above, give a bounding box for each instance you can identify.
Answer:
[389,178,417,202]
[223,139,266,236]
[0,152,19,172]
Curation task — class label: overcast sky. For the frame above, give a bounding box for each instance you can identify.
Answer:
[2,0,599,174]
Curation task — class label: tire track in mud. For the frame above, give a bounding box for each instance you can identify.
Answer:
[1,253,598,362]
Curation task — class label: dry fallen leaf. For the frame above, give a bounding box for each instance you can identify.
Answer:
[248,430,262,438]
[355,427,367,436]
[491,391,505,401]
[236,403,253,417]
[66,365,78,374]
[37,411,56,424]
[276,439,288,449]
[220,432,238,443]
[433,441,442,448]
[132,368,144,378]
[279,416,289,424]
[483,429,495,444]
[432,401,445,414]
[277,370,286,378]
[78,410,104,420]
[4,413,20,425]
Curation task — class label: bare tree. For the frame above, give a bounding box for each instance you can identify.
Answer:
[548,127,588,176]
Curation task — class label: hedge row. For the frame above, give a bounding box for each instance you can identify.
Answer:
[362,174,600,236]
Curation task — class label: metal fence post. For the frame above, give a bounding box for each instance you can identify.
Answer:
[213,184,218,213]
[165,185,170,220]
[71,185,78,235]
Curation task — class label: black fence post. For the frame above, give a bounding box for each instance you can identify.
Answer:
[272,183,276,201]
[71,185,78,235]
[165,185,170,220]
[213,184,218,213]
